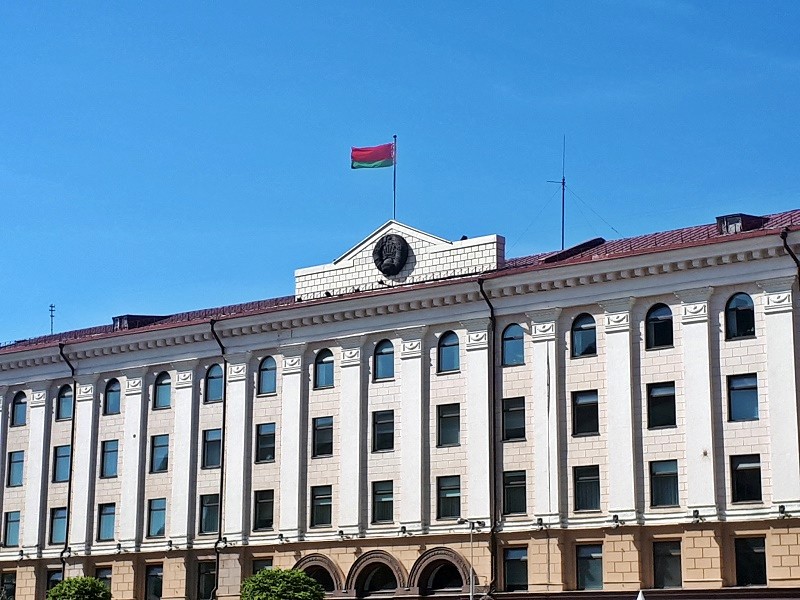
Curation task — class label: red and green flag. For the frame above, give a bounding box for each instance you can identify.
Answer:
[351,142,395,169]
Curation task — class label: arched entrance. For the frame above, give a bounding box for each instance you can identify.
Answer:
[346,550,407,597]
[409,547,472,596]
[293,553,344,593]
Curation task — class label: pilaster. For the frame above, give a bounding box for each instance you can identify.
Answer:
[119,373,147,549]
[69,379,98,552]
[22,387,48,554]
[675,287,717,519]
[224,354,250,544]
[527,309,561,524]
[338,337,366,536]
[170,366,198,547]
[599,298,637,523]
[0,387,6,521]
[279,344,306,538]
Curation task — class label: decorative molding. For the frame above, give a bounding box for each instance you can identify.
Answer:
[282,356,302,375]
[400,339,423,359]
[340,347,361,367]
[757,275,796,294]
[758,277,796,315]
[124,378,143,396]
[466,329,489,351]
[175,371,193,389]
[227,363,247,382]
[76,384,94,402]
[681,302,708,324]
[600,297,635,333]
[31,390,47,407]
[527,308,561,342]
[674,286,714,304]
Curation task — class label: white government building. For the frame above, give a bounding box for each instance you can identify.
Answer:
[0,211,799,600]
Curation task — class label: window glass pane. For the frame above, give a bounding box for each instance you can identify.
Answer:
[57,386,73,420]
[571,314,597,357]
[576,544,603,590]
[374,340,395,379]
[437,404,460,446]
[202,429,222,468]
[311,486,332,527]
[151,435,169,473]
[502,324,524,366]
[648,383,676,428]
[732,455,762,502]
[4,511,20,547]
[650,460,679,506]
[735,537,766,586]
[53,445,71,482]
[101,440,118,478]
[503,471,526,514]
[98,504,116,541]
[50,508,67,544]
[574,466,600,511]
[726,293,755,339]
[312,416,333,457]
[146,565,163,600]
[504,548,528,591]
[647,304,673,348]
[253,559,273,574]
[729,374,758,421]
[653,541,681,588]
[502,397,525,440]
[256,423,276,462]
[314,350,334,388]
[200,495,219,534]
[95,567,112,589]
[437,476,461,519]
[1,572,16,599]
[8,451,24,487]
[148,499,166,537]
[573,391,599,435]
[47,571,63,590]
[198,562,216,600]
[104,380,121,415]
[438,332,460,372]
[372,410,394,451]
[254,490,274,530]
[11,394,27,427]
[372,480,393,523]
[258,357,277,394]
[205,364,223,403]
[154,373,171,409]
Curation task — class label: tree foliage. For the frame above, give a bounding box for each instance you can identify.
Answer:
[241,568,325,600]
[46,576,111,600]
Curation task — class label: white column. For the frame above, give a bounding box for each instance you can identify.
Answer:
[338,339,365,535]
[464,319,492,522]
[600,298,637,523]
[399,328,426,533]
[759,277,800,513]
[119,375,146,548]
[0,388,7,520]
[528,309,561,524]
[279,345,306,538]
[223,357,249,544]
[69,381,98,552]
[169,368,197,546]
[676,287,717,519]
[23,388,49,554]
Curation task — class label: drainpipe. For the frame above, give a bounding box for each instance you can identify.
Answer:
[209,320,229,600]
[780,228,800,280]
[58,343,78,580]
[477,279,497,597]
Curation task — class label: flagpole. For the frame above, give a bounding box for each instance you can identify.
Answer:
[393,134,397,220]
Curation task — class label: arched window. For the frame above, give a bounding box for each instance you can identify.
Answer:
[571,314,597,358]
[154,372,172,409]
[56,385,73,420]
[104,379,121,415]
[258,356,277,395]
[374,340,395,380]
[11,392,27,427]
[726,293,755,340]
[358,564,398,597]
[314,349,334,389]
[501,324,524,366]
[305,567,335,592]
[646,304,673,349]
[426,562,463,594]
[437,332,460,373]
[205,364,223,403]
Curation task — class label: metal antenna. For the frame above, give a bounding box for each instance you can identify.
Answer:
[547,135,567,250]
[49,304,55,335]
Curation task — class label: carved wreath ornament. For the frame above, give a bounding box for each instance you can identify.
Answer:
[373,234,409,276]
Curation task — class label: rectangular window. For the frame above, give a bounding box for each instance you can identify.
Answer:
[150,435,169,473]
[100,440,118,478]
[3,511,20,547]
[255,423,276,462]
[437,475,461,519]
[731,454,762,502]
[202,429,222,469]
[372,410,395,452]
[437,403,460,447]
[198,562,215,600]
[502,397,525,441]
[50,507,67,544]
[503,471,527,515]
[199,494,219,534]
[372,480,393,523]
[7,451,23,487]
[735,537,767,586]
[576,544,603,590]
[504,548,528,592]
[312,416,333,457]
[56,390,73,421]
[253,490,274,530]
[310,485,332,527]
[647,382,676,429]
[47,570,63,591]
[148,498,166,537]
[253,559,273,574]
[1,572,16,599]
[95,567,112,589]
[653,541,682,588]
[104,384,121,415]
[574,466,600,511]
[650,460,679,507]
[728,374,758,422]
[572,390,599,436]
[52,445,71,483]
[145,565,163,600]
[97,503,116,541]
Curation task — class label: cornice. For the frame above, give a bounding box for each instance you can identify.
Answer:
[0,236,794,373]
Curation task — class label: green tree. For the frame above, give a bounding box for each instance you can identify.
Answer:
[46,576,111,600]
[241,568,325,600]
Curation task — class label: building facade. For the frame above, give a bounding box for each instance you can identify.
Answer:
[0,213,799,599]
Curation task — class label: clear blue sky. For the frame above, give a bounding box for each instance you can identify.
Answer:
[1,1,799,342]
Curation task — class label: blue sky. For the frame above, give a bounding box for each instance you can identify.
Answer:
[1,1,799,342]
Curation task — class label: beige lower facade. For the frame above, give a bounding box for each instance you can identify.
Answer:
[3,522,800,599]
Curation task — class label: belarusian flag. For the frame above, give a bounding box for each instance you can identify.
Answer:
[351,142,395,169]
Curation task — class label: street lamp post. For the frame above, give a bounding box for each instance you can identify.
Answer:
[458,518,485,600]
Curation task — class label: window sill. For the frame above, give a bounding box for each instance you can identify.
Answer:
[102,412,121,417]
[311,454,334,459]
[725,335,756,342]
[436,443,461,449]
[203,400,223,405]
[9,424,27,428]
[501,362,525,368]
[54,418,73,423]
[197,532,216,537]
[256,392,278,398]
[254,459,276,464]
[200,465,221,471]
[313,385,335,391]
[650,504,680,509]
[253,527,274,532]
[371,520,394,525]
[309,524,333,529]
[572,432,600,438]
[645,345,674,352]
[570,353,597,360]
[435,517,461,522]
[99,475,118,480]
[373,378,395,384]
[647,424,678,431]
[436,370,461,376]
[372,448,395,454]
[573,509,602,514]
[731,500,763,505]
[6,483,22,488]
[149,470,169,475]
[502,437,527,443]
[151,405,171,411]
[728,418,760,423]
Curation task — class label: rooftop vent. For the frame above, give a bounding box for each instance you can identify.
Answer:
[542,237,606,264]
[716,213,767,235]
[112,315,169,331]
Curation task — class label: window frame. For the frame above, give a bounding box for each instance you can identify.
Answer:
[201,429,222,469]
[150,434,169,473]
[7,451,24,487]
[501,324,525,367]
[372,480,394,524]
[197,561,216,600]
[199,494,219,535]
[153,372,172,409]
[258,356,277,395]
[314,349,335,389]
[147,498,167,538]
[572,390,599,436]
[312,416,334,457]
[731,454,762,503]
[503,547,528,592]
[647,382,676,429]
[253,490,275,531]
[437,331,460,373]
[310,485,332,528]
[145,565,163,600]
[56,385,74,421]
[653,540,682,589]
[3,511,20,548]
[574,465,601,511]
[502,397,525,441]
[49,507,68,545]
[571,313,597,358]
[100,440,119,479]
[734,537,767,586]
[728,374,758,422]
[255,423,276,463]
[373,339,395,380]
[503,470,527,515]
[576,544,603,591]
[97,503,116,542]
[372,410,394,452]
[52,445,71,483]
[204,364,224,404]
[650,460,679,507]
[436,403,460,447]
[436,475,461,520]
[10,392,27,427]
[104,379,121,415]
[725,293,756,340]
[645,303,674,350]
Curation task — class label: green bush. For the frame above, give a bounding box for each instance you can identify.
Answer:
[46,576,111,600]
[241,568,325,600]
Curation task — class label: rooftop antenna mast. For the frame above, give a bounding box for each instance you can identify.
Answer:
[547,135,567,250]
[49,304,56,335]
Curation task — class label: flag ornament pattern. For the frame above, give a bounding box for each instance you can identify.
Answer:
[351,142,395,169]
